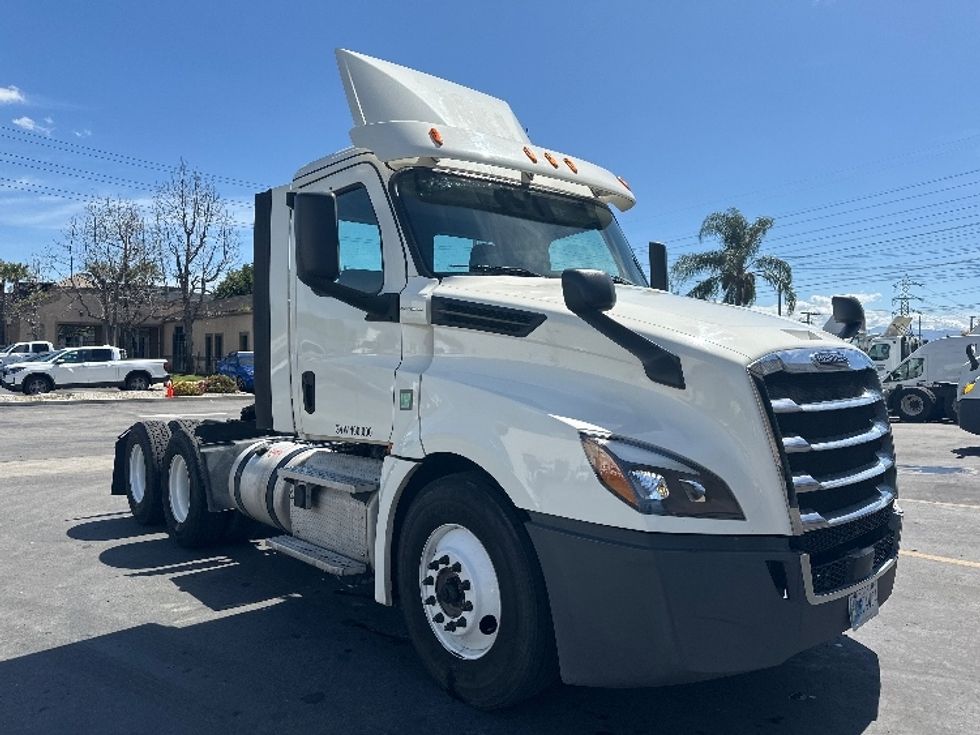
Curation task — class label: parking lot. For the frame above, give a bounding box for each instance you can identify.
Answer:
[0,401,977,735]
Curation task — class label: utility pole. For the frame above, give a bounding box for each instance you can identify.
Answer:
[971,315,978,333]
[777,286,782,316]
[800,311,821,325]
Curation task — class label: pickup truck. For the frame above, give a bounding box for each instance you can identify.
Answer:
[1,345,169,394]
[0,340,54,369]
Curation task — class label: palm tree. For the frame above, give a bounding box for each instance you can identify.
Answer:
[0,260,31,344]
[671,208,796,314]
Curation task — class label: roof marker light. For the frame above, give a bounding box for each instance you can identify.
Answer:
[563,157,578,174]
[543,152,559,169]
[523,146,538,163]
[428,127,444,146]
[617,176,631,191]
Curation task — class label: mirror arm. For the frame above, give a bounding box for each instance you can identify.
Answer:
[303,277,399,322]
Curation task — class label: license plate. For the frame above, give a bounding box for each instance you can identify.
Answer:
[848,579,879,630]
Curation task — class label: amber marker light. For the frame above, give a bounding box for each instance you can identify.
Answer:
[563,157,578,174]
[543,152,559,169]
[581,435,635,509]
[429,127,444,146]
[523,146,538,163]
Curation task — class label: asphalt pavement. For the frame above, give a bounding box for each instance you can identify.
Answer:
[0,403,977,734]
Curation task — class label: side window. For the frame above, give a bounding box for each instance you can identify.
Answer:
[549,232,619,275]
[868,343,890,361]
[13,343,28,354]
[31,343,47,353]
[335,185,383,293]
[60,350,85,364]
[91,348,113,361]
[907,357,924,380]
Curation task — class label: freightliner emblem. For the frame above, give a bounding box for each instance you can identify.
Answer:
[810,350,849,368]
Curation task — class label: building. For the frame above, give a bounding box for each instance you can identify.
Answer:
[2,286,253,375]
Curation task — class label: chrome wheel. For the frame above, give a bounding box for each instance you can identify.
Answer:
[128,444,146,503]
[419,523,501,660]
[168,454,191,524]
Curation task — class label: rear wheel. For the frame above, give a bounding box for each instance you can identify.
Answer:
[161,427,228,547]
[896,388,935,422]
[22,375,51,395]
[235,376,246,392]
[124,372,150,391]
[124,421,172,525]
[396,472,557,709]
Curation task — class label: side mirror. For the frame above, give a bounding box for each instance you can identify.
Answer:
[562,269,616,314]
[832,296,865,340]
[968,343,979,371]
[648,241,668,291]
[294,192,340,287]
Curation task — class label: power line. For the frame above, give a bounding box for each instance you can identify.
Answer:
[0,125,267,189]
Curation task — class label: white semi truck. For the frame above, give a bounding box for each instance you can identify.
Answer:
[881,335,980,422]
[110,50,902,708]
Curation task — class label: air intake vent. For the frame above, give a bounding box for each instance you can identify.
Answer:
[431,297,546,337]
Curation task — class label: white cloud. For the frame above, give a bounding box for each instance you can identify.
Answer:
[11,115,53,135]
[754,291,971,338]
[72,128,92,138]
[0,85,26,104]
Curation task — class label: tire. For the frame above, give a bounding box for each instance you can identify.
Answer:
[161,425,229,548]
[22,375,52,395]
[124,372,151,391]
[124,421,172,525]
[945,392,958,423]
[235,376,246,392]
[396,472,558,709]
[896,388,936,422]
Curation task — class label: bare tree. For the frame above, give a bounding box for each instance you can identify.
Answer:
[50,197,164,346]
[0,259,30,344]
[152,160,238,371]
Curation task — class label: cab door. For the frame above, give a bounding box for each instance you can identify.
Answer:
[291,164,406,443]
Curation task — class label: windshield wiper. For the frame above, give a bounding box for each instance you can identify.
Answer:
[468,265,543,277]
[609,275,635,286]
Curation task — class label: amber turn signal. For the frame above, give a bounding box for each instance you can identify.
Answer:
[429,127,444,146]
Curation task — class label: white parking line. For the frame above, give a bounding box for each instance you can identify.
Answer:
[900,498,980,511]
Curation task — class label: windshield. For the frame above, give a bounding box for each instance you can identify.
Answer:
[884,357,924,383]
[395,169,647,285]
[868,343,890,361]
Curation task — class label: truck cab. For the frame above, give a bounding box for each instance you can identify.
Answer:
[112,50,902,709]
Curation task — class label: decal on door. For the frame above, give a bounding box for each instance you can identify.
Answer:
[335,424,374,438]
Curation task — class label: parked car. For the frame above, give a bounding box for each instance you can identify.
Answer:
[0,350,57,382]
[0,340,54,369]
[216,351,254,392]
[1,345,169,394]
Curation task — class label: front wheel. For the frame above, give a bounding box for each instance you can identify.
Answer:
[22,376,51,395]
[396,472,557,709]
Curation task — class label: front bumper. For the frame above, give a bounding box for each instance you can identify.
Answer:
[959,398,980,435]
[527,512,900,688]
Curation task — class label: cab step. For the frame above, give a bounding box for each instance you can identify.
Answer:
[266,535,367,576]
[278,454,381,494]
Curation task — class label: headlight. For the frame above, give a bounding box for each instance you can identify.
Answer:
[580,433,745,520]
[7,366,26,374]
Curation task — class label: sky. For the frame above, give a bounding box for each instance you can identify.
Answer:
[1,0,978,337]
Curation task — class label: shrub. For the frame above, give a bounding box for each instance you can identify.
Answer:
[171,380,204,397]
[205,374,238,394]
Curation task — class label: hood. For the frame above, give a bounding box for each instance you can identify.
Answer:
[434,276,847,364]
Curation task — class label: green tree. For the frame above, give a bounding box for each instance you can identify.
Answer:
[671,207,796,314]
[213,263,253,299]
[0,260,33,344]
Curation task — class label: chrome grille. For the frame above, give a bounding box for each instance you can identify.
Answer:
[751,347,900,595]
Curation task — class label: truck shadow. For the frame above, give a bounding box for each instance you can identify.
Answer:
[0,520,882,735]
[951,445,980,459]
